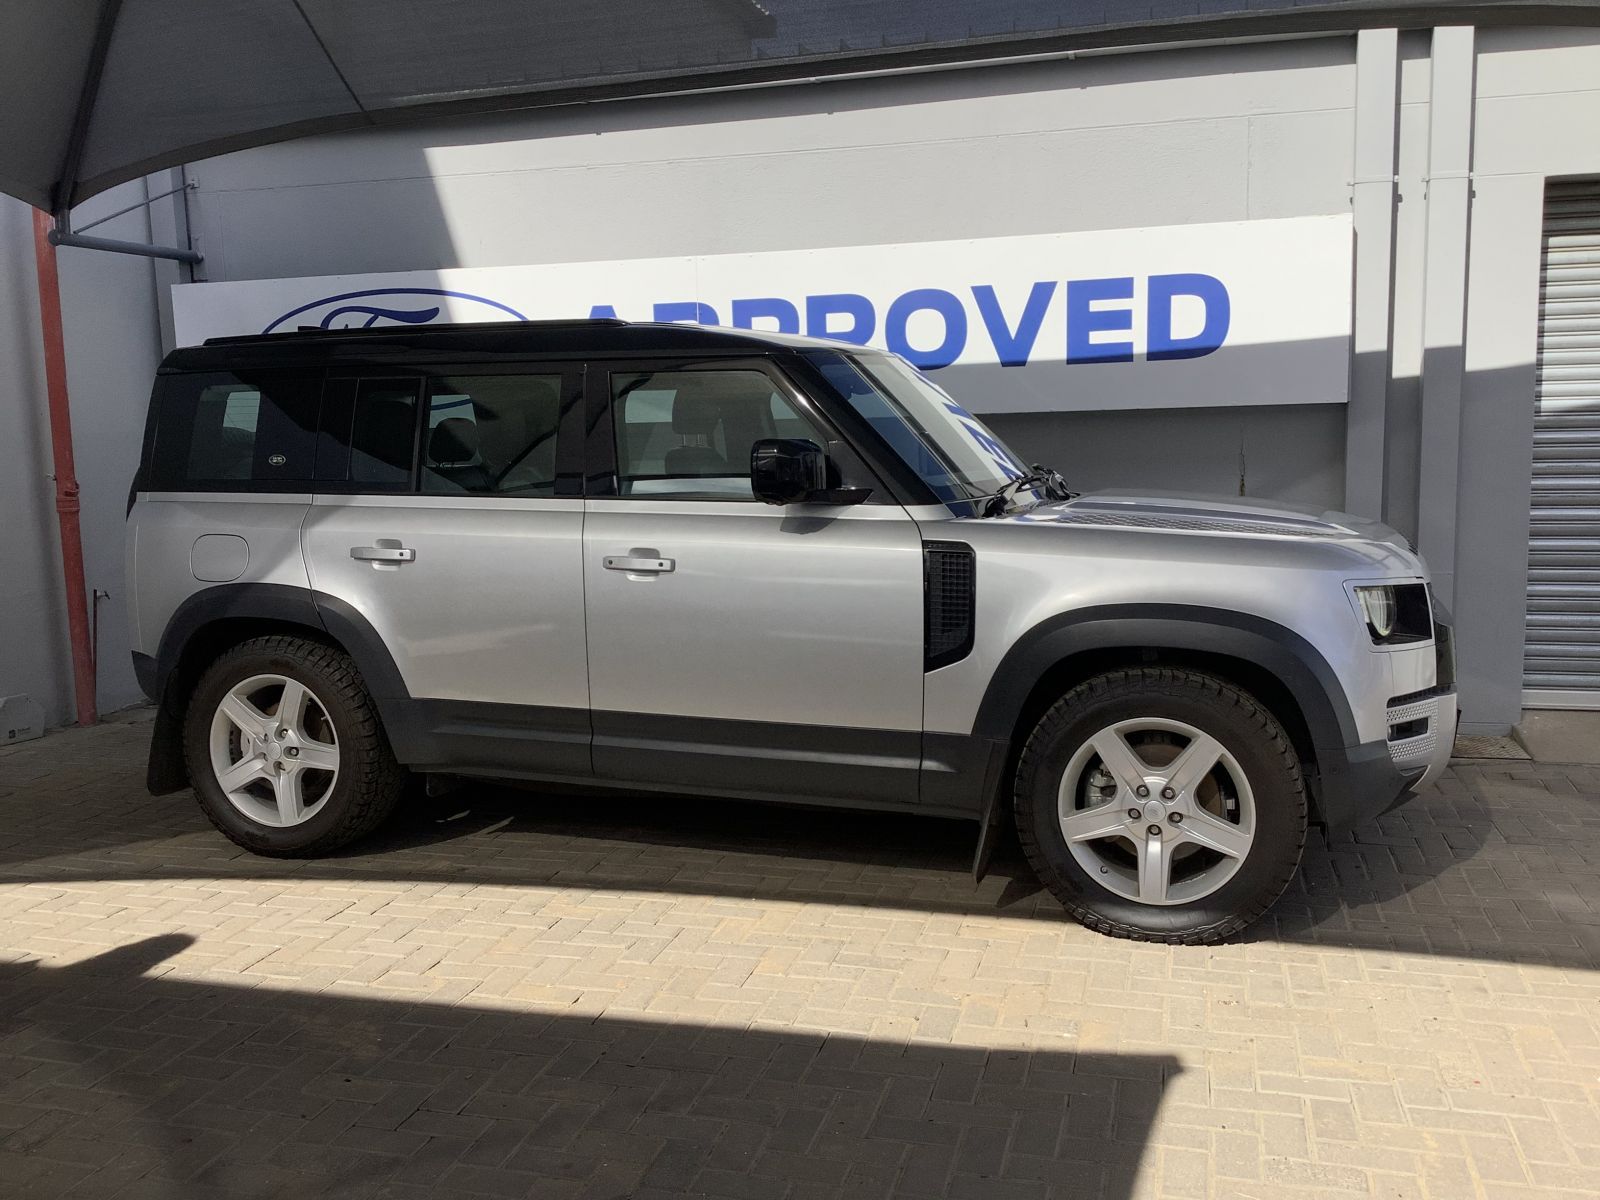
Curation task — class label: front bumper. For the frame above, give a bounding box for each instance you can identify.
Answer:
[1386,686,1457,790]
[1313,685,1457,833]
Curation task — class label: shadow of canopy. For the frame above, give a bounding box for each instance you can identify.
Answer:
[0,934,1178,1198]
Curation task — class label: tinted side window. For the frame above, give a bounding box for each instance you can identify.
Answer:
[421,374,564,496]
[315,378,421,489]
[349,380,420,487]
[148,372,319,490]
[612,369,825,499]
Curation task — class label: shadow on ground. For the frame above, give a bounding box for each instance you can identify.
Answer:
[0,935,1176,1199]
[2,715,1598,969]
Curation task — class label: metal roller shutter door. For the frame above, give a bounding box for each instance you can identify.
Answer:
[1525,180,1600,706]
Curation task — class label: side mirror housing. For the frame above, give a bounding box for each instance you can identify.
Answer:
[751,438,828,505]
[750,438,873,506]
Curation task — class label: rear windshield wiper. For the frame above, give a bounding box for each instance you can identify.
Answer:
[983,465,1075,517]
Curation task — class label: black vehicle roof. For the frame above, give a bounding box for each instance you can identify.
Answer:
[161,319,866,372]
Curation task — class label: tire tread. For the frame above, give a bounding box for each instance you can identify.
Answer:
[1012,667,1306,945]
[184,634,404,857]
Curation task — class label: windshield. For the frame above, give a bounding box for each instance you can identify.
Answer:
[809,352,1027,503]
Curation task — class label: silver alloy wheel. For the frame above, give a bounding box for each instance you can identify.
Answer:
[208,673,340,828]
[1057,717,1256,906]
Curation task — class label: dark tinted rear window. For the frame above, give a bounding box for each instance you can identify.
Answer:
[148,372,320,490]
[314,377,422,489]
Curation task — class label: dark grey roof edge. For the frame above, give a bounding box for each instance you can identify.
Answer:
[163,319,856,371]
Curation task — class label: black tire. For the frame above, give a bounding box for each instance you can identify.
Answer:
[1013,667,1306,944]
[183,635,406,857]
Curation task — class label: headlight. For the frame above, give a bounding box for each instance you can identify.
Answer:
[1355,586,1397,639]
[1351,583,1433,644]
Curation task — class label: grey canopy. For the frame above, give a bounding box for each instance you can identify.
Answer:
[3,0,1597,215]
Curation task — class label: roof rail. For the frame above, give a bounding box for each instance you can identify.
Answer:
[203,317,628,346]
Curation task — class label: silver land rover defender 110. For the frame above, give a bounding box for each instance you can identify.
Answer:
[128,320,1455,943]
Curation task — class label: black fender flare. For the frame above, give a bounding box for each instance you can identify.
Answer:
[972,604,1359,756]
[144,583,412,793]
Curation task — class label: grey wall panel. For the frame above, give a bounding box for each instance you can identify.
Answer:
[0,183,165,727]
[56,185,166,718]
[1245,108,1358,219]
[987,404,1346,510]
[1457,174,1541,726]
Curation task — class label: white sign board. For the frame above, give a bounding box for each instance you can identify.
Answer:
[172,215,1352,413]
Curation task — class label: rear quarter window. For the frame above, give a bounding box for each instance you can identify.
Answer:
[147,372,321,490]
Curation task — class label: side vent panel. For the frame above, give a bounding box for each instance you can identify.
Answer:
[924,540,976,671]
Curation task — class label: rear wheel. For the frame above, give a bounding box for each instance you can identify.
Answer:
[184,635,405,856]
[1013,667,1306,944]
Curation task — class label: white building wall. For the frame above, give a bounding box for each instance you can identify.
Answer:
[6,25,1600,732]
[188,39,1359,279]
[185,37,1360,507]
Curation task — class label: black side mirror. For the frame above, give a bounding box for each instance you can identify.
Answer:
[751,438,828,505]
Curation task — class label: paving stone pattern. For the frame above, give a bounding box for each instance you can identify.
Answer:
[1,711,1598,1198]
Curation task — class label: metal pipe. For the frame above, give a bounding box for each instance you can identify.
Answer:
[72,180,195,234]
[31,209,98,726]
[47,226,202,264]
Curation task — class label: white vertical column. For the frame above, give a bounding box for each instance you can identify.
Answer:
[1416,25,1476,608]
[1345,28,1401,519]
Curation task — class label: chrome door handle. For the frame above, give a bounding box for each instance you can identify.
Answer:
[603,555,674,573]
[351,545,415,563]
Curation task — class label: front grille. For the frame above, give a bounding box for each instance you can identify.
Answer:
[924,541,976,671]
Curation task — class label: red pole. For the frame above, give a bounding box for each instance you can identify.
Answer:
[32,208,98,726]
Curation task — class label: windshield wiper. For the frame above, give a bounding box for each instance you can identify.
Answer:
[983,464,1075,517]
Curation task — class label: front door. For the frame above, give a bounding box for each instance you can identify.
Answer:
[581,359,927,807]
[302,364,591,776]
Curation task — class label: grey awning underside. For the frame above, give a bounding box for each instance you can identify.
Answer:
[3,1,1598,214]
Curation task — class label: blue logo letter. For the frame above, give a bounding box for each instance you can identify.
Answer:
[731,297,800,334]
[973,282,1056,368]
[886,288,967,370]
[1147,273,1230,360]
[1066,277,1135,364]
[805,293,876,345]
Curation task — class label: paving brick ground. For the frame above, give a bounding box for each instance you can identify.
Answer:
[1,709,1597,1199]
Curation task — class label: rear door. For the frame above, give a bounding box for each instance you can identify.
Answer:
[580,357,928,807]
[301,363,591,777]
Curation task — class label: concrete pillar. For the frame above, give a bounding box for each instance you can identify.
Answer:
[1344,28,1401,520]
[1415,26,1477,608]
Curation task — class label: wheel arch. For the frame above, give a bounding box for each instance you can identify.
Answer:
[144,584,409,794]
[974,606,1359,826]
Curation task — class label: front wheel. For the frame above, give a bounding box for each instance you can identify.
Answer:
[183,635,406,857]
[1013,667,1307,944]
